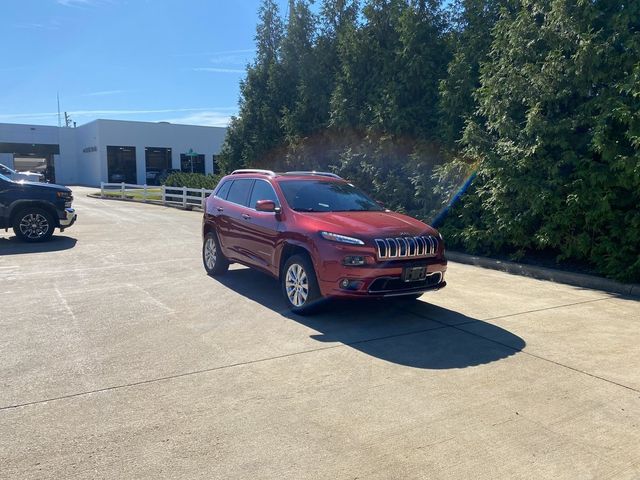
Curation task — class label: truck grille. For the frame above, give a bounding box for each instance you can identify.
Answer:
[374,236,438,259]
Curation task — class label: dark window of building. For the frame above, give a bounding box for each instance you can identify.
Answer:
[212,155,219,174]
[145,147,172,185]
[180,153,205,174]
[107,146,137,184]
[215,180,232,199]
[225,179,253,206]
[248,180,279,209]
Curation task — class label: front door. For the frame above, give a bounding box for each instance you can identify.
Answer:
[241,179,281,272]
[0,177,14,227]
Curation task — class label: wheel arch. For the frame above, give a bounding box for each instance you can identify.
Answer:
[9,201,59,227]
[202,219,218,238]
[278,242,314,279]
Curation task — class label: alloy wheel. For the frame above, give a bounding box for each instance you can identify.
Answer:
[285,263,309,307]
[204,236,217,270]
[19,213,50,240]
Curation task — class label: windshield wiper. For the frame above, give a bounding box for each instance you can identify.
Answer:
[333,208,379,212]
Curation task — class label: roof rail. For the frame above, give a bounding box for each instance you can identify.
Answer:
[230,169,276,176]
[283,171,343,179]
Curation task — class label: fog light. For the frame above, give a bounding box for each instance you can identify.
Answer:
[339,279,363,290]
[343,255,365,266]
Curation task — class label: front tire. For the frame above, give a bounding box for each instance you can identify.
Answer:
[281,254,321,315]
[203,231,229,276]
[13,208,55,242]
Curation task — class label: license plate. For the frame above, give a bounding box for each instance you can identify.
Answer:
[402,266,427,282]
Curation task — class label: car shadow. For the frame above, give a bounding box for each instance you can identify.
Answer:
[212,267,526,369]
[0,235,77,255]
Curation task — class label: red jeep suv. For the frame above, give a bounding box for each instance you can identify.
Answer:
[202,170,447,313]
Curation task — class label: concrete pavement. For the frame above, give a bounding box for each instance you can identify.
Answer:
[1,187,638,479]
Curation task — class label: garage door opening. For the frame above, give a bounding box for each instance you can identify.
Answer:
[13,155,56,182]
[0,142,60,183]
[145,147,171,185]
[107,146,137,184]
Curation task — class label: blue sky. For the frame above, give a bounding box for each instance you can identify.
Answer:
[0,0,288,127]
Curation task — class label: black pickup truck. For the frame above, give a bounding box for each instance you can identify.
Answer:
[0,173,76,242]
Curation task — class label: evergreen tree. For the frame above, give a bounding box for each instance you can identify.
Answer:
[455,0,640,281]
[218,0,284,172]
[438,0,503,149]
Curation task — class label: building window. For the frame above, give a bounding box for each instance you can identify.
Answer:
[145,147,172,185]
[212,154,219,174]
[180,153,205,174]
[107,146,136,184]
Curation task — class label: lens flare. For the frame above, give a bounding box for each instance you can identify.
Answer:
[431,170,477,228]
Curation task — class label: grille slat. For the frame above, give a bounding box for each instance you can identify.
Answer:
[375,235,438,260]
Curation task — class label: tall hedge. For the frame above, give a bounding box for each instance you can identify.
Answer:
[451,0,640,281]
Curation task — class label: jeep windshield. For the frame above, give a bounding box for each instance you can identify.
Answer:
[279,180,383,212]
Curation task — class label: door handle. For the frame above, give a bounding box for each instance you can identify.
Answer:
[217,207,224,212]
[242,213,251,220]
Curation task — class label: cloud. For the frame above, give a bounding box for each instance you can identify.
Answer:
[57,0,91,6]
[56,0,113,7]
[0,66,31,73]
[172,48,255,58]
[0,107,236,124]
[81,90,126,97]
[192,67,246,74]
[162,111,233,127]
[14,20,62,30]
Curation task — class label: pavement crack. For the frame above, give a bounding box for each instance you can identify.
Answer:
[400,298,640,394]
[0,323,452,412]
[2,296,634,412]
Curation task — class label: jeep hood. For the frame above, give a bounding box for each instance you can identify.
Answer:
[303,211,437,238]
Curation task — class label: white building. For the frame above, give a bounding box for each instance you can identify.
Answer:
[0,119,227,186]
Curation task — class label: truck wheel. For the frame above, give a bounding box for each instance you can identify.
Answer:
[203,231,229,276]
[282,254,321,315]
[12,208,55,242]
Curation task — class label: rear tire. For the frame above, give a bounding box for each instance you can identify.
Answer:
[12,207,55,242]
[281,254,321,315]
[203,231,229,276]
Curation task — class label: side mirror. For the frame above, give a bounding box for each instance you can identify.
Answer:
[255,199,281,213]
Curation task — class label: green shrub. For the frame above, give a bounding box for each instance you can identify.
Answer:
[163,172,222,190]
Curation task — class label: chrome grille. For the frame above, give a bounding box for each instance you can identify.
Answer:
[374,236,438,259]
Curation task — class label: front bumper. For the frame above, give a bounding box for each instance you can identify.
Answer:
[59,208,77,230]
[316,255,448,299]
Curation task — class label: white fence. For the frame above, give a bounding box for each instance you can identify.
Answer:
[100,182,215,210]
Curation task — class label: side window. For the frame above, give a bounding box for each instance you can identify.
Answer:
[215,180,232,200]
[225,179,254,206]
[0,165,10,175]
[249,180,280,209]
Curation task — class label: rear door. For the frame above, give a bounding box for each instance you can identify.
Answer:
[219,178,256,263]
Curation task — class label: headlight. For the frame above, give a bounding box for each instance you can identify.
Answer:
[320,231,365,246]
